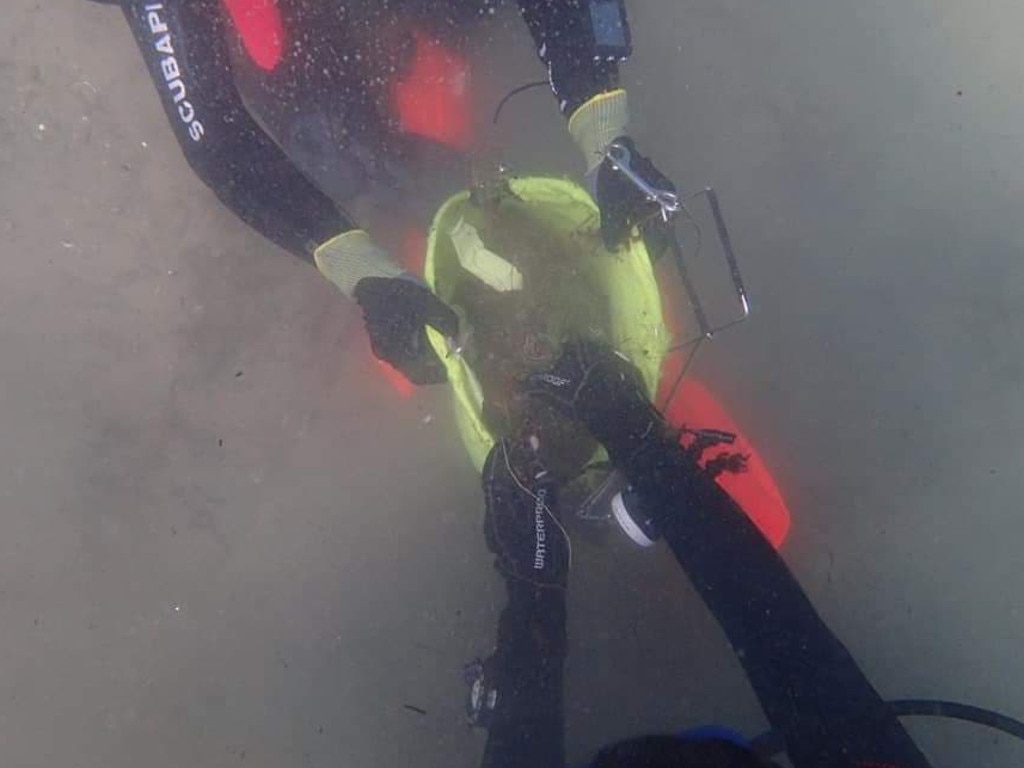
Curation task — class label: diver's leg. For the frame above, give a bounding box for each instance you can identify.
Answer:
[477,584,566,768]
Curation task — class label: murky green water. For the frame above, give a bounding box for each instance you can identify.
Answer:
[1,1,1021,765]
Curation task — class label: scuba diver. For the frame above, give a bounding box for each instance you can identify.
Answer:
[469,341,936,768]
[93,0,674,384]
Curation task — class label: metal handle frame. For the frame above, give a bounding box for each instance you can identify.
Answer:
[667,186,751,351]
[603,141,751,405]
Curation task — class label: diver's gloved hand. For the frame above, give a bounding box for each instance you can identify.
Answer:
[353,275,458,386]
[482,437,569,590]
[568,90,677,252]
[313,229,458,385]
[522,341,667,465]
[592,136,678,253]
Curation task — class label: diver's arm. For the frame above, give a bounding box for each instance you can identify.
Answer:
[514,1,671,252]
[619,438,933,768]
[514,0,626,115]
[119,0,452,380]
[120,0,355,261]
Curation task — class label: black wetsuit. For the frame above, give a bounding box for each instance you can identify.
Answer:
[485,436,935,768]
[116,0,622,261]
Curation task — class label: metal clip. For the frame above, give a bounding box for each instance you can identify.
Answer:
[604,141,682,222]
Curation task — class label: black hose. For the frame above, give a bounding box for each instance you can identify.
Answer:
[492,80,551,125]
[750,699,1024,761]
[890,699,1024,739]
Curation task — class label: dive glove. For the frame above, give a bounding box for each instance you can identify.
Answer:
[353,275,458,386]
[522,340,667,465]
[593,136,678,253]
[569,90,678,252]
[314,229,458,385]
